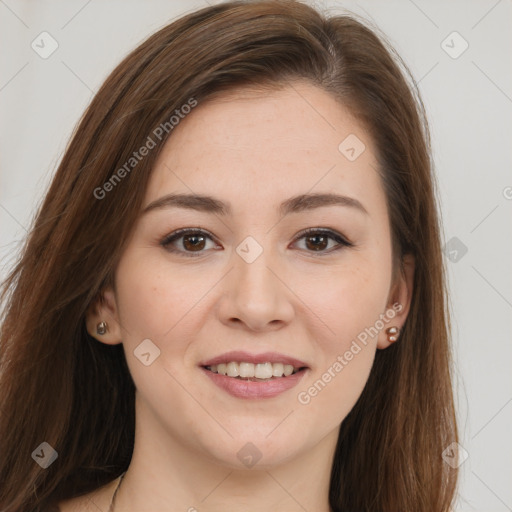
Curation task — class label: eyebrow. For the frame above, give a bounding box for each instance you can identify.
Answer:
[142,192,368,217]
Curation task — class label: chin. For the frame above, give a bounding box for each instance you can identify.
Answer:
[197,426,309,470]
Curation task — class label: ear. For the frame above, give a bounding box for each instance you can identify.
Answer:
[85,287,123,345]
[377,253,415,350]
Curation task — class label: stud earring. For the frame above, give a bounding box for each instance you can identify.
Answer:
[385,326,400,343]
[96,321,108,335]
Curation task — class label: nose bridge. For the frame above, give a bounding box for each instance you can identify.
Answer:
[234,234,279,302]
[221,233,293,329]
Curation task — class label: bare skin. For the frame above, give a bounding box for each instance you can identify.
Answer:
[60,80,414,511]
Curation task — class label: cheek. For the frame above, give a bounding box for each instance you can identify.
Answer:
[296,345,375,437]
[114,254,208,342]
[294,261,389,414]
[305,258,390,344]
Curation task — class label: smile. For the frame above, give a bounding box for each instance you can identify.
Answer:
[204,361,302,380]
[199,350,309,399]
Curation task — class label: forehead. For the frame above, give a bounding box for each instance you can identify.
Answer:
[146,82,383,216]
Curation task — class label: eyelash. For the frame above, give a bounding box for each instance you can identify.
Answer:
[160,227,354,258]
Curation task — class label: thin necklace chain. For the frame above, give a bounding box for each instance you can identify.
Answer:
[108,472,126,512]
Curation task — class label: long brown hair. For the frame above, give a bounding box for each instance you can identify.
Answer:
[0,1,458,510]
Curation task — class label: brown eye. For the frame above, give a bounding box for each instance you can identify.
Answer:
[182,233,206,251]
[161,229,218,257]
[161,227,353,258]
[304,233,329,251]
[293,228,353,254]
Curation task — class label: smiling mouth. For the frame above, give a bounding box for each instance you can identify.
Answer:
[203,362,306,381]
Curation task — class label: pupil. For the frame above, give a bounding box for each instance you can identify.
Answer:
[184,235,205,251]
[306,235,327,251]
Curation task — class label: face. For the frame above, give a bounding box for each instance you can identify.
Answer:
[89,81,413,470]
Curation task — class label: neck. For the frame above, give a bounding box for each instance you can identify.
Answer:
[113,393,337,511]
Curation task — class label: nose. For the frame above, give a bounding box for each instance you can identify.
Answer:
[217,242,295,332]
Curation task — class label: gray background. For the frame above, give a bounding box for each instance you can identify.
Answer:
[1,1,511,510]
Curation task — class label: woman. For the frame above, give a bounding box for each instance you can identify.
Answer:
[0,1,459,510]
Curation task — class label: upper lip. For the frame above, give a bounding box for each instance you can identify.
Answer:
[199,351,309,369]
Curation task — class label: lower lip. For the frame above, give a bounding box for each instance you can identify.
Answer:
[200,367,308,399]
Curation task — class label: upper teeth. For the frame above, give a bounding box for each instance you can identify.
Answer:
[207,362,299,379]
